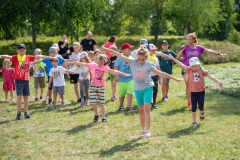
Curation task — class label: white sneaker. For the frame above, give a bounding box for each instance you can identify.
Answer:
[45,96,49,101]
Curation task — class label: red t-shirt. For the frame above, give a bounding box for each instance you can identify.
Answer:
[187,67,208,92]
[11,55,35,81]
[104,42,113,58]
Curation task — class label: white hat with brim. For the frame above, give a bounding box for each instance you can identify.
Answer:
[189,57,201,66]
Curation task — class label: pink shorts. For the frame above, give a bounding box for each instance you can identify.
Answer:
[3,82,15,91]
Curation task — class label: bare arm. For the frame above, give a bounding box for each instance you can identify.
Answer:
[169,54,188,71]
[36,55,51,59]
[0,55,12,59]
[155,52,171,59]
[114,66,119,82]
[93,45,97,50]
[60,41,67,49]
[74,61,90,67]
[151,68,183,82]
[176,48,184,61]
[102,47,130,63]
[206,74,223,88]
[31,60,42,65]
[108,69,130,77]
[65,70,78,74]
[80,69,90,81]
[48,76,53,88]
[204,48,225,58]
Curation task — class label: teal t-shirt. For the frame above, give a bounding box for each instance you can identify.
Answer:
[157,50,177,75]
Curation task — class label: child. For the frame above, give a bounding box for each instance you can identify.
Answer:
[109,45,118,101]
[103,45,182,138]
[88,51,95,62]
[0,59,15,103]
[169,55,223,127]
[146,44,161,109]
[70,52,91,106]
[74,54,130,123]
[32,48,46,101]
[93,49,102,63]
[48,58,77,109]
[157,40,177,102]
[0,44,35,119]
[114,43,134,111]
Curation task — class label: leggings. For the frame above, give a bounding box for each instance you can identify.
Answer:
[79,79,90,100]
[191,91,205,112]
[151,75,159,105]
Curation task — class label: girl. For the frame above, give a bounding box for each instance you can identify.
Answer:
[74,54,130,123]
[70,52,91,106]
[109,45,118,101]
[177,32,225,107]
[103,46,182,138]
[169,55,223,127]
[0,59,15,103]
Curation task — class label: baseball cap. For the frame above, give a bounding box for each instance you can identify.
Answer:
[147,44,158,51]
[189,57,201,67]
[140,39,148,45]
[121,43,134,50]
[49,47,57,52]
[34,48,42,54]
[17,44,26,49]
[50,57,58,62]
[161,40,168,45]
[52,43,59,49]
[80,52,88,59]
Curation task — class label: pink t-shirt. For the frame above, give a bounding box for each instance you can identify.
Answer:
[183,45,205,66]
[104,42,113,58]
[88,63,110,87]
[187,67,208,92]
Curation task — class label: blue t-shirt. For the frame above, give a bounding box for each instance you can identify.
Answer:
[114,56,133,82]
[42,56,65,75]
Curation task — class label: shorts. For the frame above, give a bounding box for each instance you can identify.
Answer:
[110,74,115,81]
[162,77,170,83]
[34,77,46,89]
[47,76,53,90]
[89,85,105,105]
[15,79,30,96]
[134,87,153,106]
[53,86,65,95]
[117,80,134,97]
[3,82,15,91]
[181,68,187,76]
[70,74,79,83]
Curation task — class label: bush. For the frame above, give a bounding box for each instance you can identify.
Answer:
[228,29,240,45]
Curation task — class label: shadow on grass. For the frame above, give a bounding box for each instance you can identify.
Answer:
[64,122,94,134]
[58,106,92,115]
[0,120,11,125]
[160,106,188,116]
[167,125,201,138]
[105,105,139,117]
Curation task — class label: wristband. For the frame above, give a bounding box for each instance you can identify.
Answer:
[217,52,220,55]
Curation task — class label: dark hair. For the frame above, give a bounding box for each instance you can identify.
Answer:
[108,35,116,43]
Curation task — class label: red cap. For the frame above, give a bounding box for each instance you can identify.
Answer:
[121,43,134,50]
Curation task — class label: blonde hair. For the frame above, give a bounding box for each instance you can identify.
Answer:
[88,51,94,57]
[187,32,198,44]
[80,56,91,63]
[137,47,149,57]
[98,54,110,65]
[109,45,118,51]
[73,42,80,46]
[3,59,11,68]
[94,49,102,55]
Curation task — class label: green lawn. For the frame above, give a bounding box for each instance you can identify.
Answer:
[0,63,239,159]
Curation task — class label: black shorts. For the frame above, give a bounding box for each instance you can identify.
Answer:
[181,68,187,76]
[70,74,79,83]
[47,76,53,90]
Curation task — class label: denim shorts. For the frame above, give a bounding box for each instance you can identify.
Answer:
[15,79,30,96]
[134,87,153,106]
[53,86,65,95]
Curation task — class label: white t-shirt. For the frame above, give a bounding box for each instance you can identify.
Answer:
[131,50,138,59]
[49,66,66,86]
[68,52,81,69]
[70,66,90,80]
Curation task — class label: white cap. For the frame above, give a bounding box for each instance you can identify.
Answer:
[80,52,88,59]
[189,57,201,66]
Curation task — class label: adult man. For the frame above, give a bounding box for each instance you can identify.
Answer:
[58,34,69,59]
[80,31,97,51]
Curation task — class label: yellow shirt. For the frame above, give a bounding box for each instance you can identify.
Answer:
[17,54,26,66]
[148,54,157,64]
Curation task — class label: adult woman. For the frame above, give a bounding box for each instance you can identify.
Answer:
[176,32,225,107]
[102,35,117,58]
[58,34,70,59]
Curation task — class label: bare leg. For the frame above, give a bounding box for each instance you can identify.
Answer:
[126,94,133,107]
[48,89,52,99]
[53,94,57,106]
[139,106,145,130]
[35,88,38,98]
[92,104,98,115]
[111,81,117,98]
[23,96,29,112]
[17,95,22,112]
[166,83,169,97]
[5,91,8,100]
[119,96,125,106]
[183,73,191,103]
[10,91,13,101]
[100,105,106,118]
[59,94,64,103]
[162,82,167,98]
[74,83,80,99]
[143,103,151,131]
[192,112,197,123]
[40,88,44,97]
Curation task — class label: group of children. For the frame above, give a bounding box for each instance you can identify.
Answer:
[0,37,224,138]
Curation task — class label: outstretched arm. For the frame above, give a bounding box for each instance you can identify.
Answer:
[102,47,130,63]
[206,74,223,89]
[65,70,78,74]
[155,52,171,59]
[0,55,12,59]
[108,69,130,77]
[74,61,90,67]
[35,55,51,59]
[151,68,183,82]
[169,54,188,71]
[176,45,185,61]
[31,60,42,65]
[204,48,225,58]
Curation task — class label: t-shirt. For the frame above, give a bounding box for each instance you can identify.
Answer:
[104,42,113,58]
[80,38,97,51]
[183,45,205,66]
[148,54,159,77]
[88,63,110,87]
[11,55,35,81]
[114,55,133,82]
[42,56,65,75]
[58,41,69,55]
[32,59,45,77]
[68,52,81,69]
[129,59,155,90]
[157,50,177,75]
[70,66,90,80]
[49,66,66,86]
[130,50,138,59]
[187,67,208,92]
[2,68,15,84]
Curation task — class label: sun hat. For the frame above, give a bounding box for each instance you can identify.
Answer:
[80,52,88,59]
[189,57,201,67]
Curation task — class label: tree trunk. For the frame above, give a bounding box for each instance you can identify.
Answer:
[184,22,188,38]
[226,18,230,40]
[154,22,159,45]
[31,21,37,52]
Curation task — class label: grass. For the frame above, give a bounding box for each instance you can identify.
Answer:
[0,63,240,159]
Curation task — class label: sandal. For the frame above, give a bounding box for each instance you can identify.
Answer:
[145,130,151,138]
[200,112,205,121]
[126,106,134,111]
[140,130,146,138]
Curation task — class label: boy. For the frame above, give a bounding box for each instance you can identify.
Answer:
[157,40,177,101]
[0,44,35,119]
[114,43,134,111]
[48,58,77,109]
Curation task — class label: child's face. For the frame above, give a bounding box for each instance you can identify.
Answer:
[51,60,58,67]
[80,57,86,62]
[35,51,42,55]
[190,65,200,71]
[149,50,155,55]
[49,52,57,57]
[123,48,131,56]
[73,45,80,52]
[97,60,104,67]
[89,56,94,61]
[17,48,26,56]
[5,61,11,68]
[161,43,169,50]
[137,55,147,66]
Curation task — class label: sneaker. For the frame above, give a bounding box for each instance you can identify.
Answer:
[166,95,168,100]
[80,101,84,107]
[85,101,89,106]
[51,105,57,110]
[118,106,124,111]
[145,130,151,138]
[93,115,99,122]
[24,112,30,118]
[151,105,158,109]
[162,97,167,102]
[187,102,192,108]
[192,122,198,127]
[61,102,66,108]
[48,98,52,104]
[111,97,116,101]
[35,97,38,101]
[77,98,81,102]
[126,106,134,111]
[40,96,43,100]
[16,113,21,120]
[102,118,107,123]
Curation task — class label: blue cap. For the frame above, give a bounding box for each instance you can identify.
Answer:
[140,39,148,45]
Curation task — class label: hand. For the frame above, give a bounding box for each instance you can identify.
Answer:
[168,54,174,60]
[124,74,131,77]
[79,79,84,82]
[219,82,223,89]
[219,53,226,58]
[67,74,70,79]
[175,78,184,82]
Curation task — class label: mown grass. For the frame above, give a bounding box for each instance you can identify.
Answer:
[0,63,239,159]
